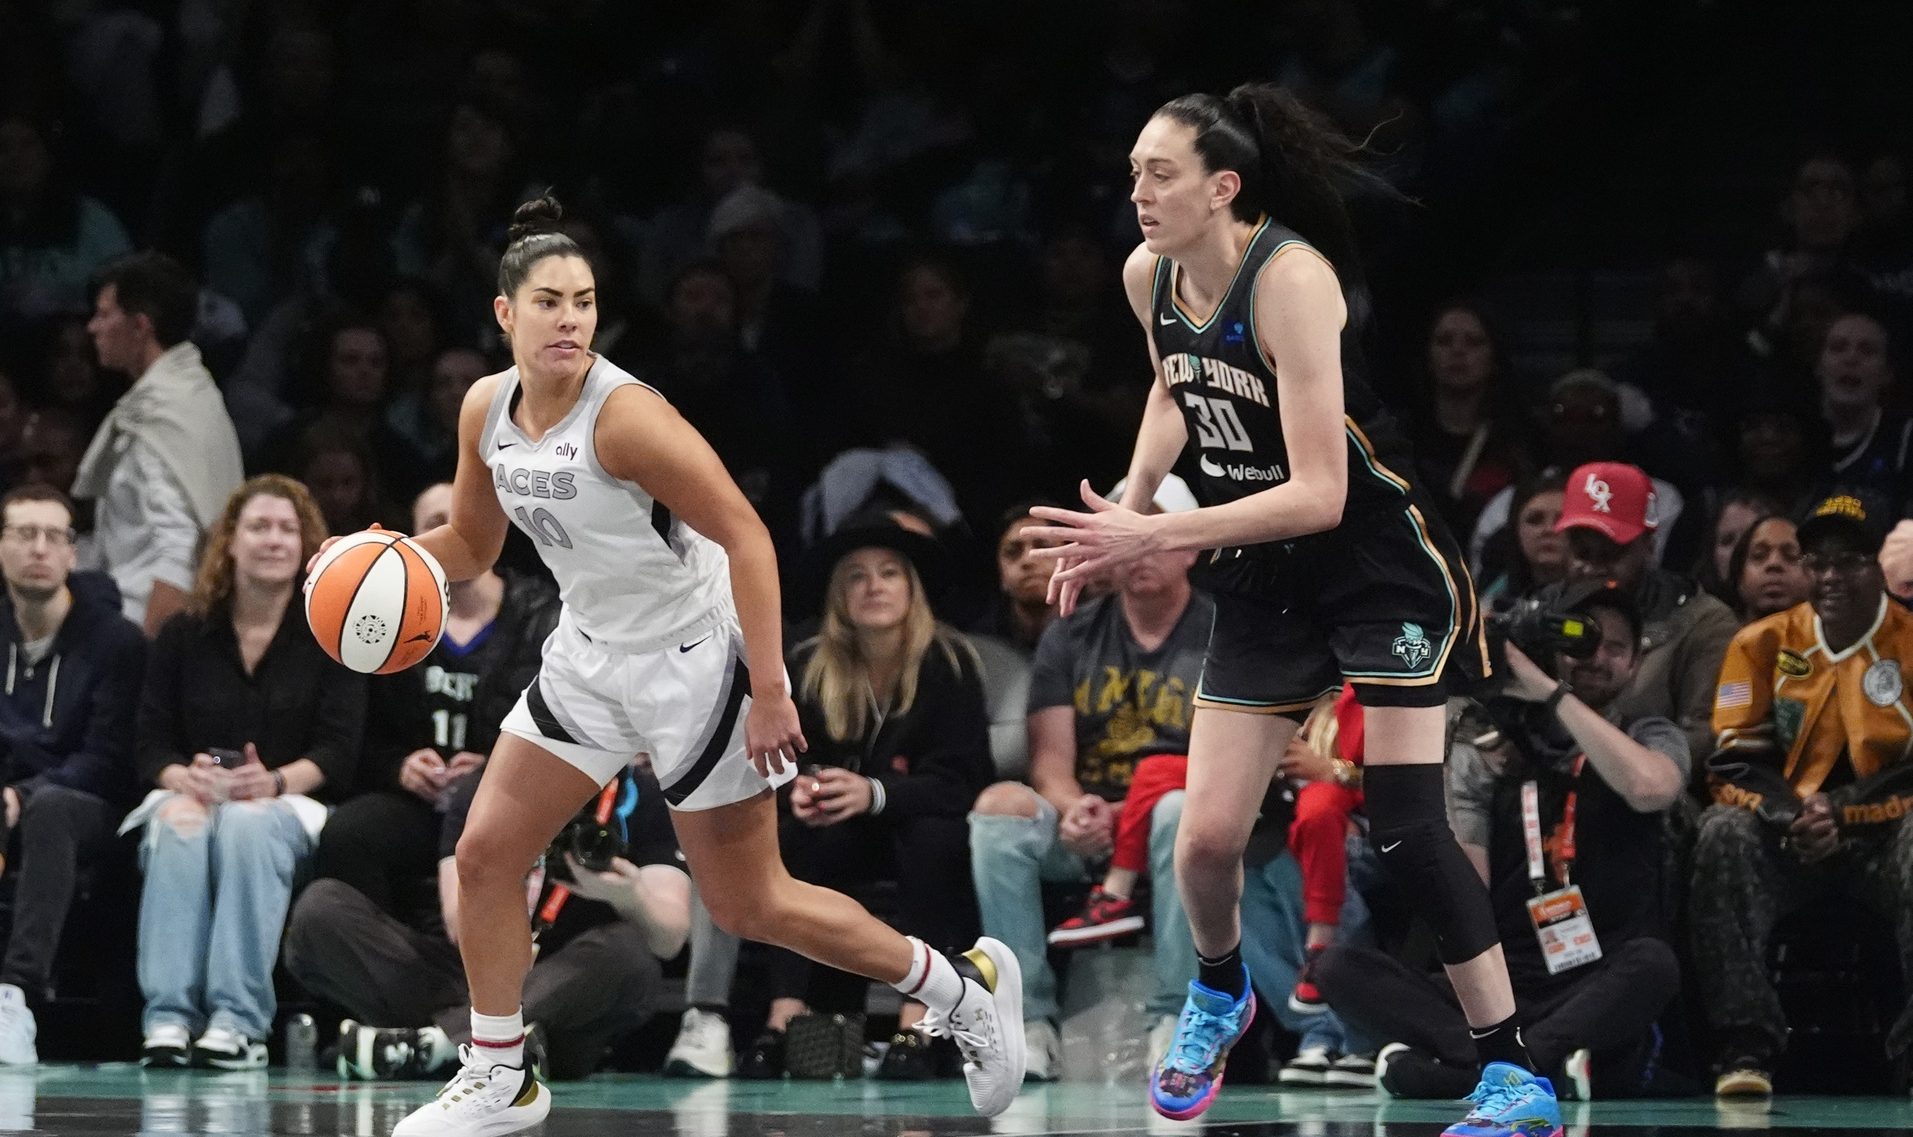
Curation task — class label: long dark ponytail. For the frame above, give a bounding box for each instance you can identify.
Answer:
[1154,84,1393,275]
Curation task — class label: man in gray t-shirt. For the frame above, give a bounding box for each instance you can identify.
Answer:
[969,534,1211,1080]
[1024,588,1213,802]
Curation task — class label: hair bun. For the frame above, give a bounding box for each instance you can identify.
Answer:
[507,193,565,243]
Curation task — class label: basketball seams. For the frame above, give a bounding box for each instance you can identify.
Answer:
[305,534,397,660]
[307,530,450,675]
[340,538,403,674]
[384,538,446,673]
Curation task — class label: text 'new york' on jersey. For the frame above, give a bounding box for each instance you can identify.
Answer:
[1148,217,1420,549]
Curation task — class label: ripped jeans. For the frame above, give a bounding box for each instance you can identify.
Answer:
[136,796,313,1039]
[969,788,1195,1024]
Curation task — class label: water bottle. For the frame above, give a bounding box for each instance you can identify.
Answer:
[286,1013,318,1071]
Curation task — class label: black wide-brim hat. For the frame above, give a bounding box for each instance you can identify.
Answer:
[797,516,953,616]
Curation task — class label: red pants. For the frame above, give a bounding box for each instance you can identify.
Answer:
[1110,754,1188,875]
[1289,780,1364,927]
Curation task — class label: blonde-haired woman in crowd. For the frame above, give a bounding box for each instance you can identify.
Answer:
[733,516,994,1081]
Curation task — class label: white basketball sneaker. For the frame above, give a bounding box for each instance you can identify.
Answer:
[391,1044,549,1137]
[0,986,35,1066]
[664,1008,734,1078]
[917,938,1025,1117]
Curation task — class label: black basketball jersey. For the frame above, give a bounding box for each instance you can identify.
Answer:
[1149,218,1420,554]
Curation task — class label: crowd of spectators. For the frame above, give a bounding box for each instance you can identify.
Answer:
[0,0,1910,1105]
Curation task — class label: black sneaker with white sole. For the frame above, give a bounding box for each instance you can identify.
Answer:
[141,1024,191,1069]
[1324,1052,1377,1088]
[192,1026,268,1071]
[338,1021,446,1080]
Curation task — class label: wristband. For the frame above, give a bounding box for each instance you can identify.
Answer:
[865,776,886,816]
[1543,682,1570,716]
[271,769,287,797]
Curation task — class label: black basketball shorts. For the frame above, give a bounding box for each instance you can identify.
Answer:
[1194,500,1489,715]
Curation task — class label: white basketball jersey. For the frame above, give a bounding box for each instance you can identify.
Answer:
[479,356,732,653]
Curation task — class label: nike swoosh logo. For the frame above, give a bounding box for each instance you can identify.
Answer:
[679,635,711,653]
[497,440,517,449]
[1159,314,1177,326]
[1381,840,1402,853]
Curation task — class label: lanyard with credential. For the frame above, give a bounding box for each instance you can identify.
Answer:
[1520,754,1587,893]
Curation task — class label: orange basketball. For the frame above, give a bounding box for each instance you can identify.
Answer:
[304,529,449,675]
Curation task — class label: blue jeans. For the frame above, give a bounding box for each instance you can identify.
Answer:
[1240,835,1378,1055]
[137,798,314,1039]
[969,787,1195,1023]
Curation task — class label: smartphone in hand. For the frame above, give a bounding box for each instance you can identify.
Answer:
[206,748,246,769]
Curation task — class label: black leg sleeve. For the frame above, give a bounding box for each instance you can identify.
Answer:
[1366,763,1503,965]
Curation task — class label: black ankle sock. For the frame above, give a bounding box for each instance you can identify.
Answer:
[1197,943,1246,999]
[1469,1015,1533,1071]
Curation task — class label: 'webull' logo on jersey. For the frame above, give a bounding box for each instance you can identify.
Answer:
[1198,455,1287,483]
[1162,353,1271,407]
[494,466,578,499]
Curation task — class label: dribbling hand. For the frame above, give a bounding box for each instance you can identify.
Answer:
[745,692,807,779]
[304,523,384,576]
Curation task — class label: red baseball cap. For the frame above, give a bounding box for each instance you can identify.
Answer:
[1554,462,1658,545]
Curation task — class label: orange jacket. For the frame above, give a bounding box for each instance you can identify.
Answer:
[1710,596,1913,824]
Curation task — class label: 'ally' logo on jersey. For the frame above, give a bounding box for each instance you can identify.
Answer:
[556,441,578,460]
[1392,622,1431,669]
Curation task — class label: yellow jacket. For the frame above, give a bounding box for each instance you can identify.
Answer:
[1712,596,1913,801]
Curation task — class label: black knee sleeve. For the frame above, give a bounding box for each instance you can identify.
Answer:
[1365,763,1500,965]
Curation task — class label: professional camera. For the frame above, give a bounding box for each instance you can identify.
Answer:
[1466,584,1621,767]
[546,768,639,881]
[1482,595,1602,680]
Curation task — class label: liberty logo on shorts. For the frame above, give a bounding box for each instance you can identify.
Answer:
[1391,622,1432,669]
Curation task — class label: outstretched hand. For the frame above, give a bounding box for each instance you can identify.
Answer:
[1021,481,1165,615]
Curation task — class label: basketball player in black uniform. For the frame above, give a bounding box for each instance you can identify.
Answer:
[1024,86,1563,1136]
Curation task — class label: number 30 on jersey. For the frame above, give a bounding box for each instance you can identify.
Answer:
[1183,392,1254,452]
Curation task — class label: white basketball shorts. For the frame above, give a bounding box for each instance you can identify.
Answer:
[498,615,794,810]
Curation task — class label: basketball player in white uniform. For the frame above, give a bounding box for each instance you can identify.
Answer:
[316,196,1024,1137]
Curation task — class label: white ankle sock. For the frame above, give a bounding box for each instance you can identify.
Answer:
[892,937,967,1012]
[470,1009,525,1068]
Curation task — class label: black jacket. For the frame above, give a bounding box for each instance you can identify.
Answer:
[790,632,994,819]
[0,571,145,805]
[356,570,559,796]
[138,601,367,801]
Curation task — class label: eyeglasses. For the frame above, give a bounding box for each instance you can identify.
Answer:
[1800,551,1876,575]
[0,525,76,547]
